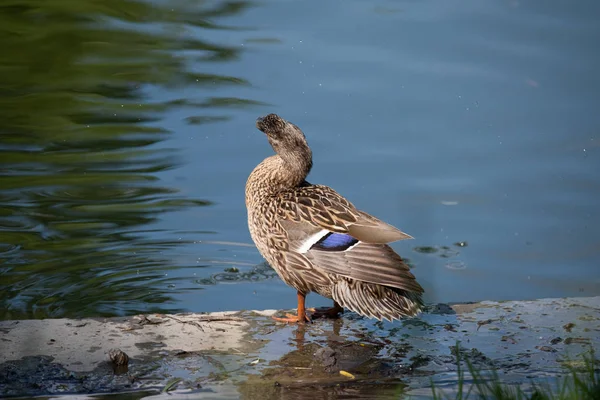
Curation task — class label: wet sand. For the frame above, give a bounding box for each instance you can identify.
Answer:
[1,296,599,399]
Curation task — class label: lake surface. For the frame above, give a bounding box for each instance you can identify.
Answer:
[1,0,599,320]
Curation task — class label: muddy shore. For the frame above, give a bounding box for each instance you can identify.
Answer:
[1,296,599,399]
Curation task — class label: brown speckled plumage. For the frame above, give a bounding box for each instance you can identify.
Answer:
[245,113,424,322]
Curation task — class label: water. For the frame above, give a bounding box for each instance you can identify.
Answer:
[1,0,599,321]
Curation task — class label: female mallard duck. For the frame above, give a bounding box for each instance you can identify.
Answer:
[245,113,424,323]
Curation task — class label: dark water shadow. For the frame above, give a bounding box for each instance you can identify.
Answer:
[0,0,261,320]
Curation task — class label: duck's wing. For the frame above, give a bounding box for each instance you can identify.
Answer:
[276,185,422,294]
[306,241,423,294]
[277,184,412,243]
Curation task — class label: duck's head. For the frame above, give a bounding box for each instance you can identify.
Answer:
[256,114,310,157]
[256,113,312,179]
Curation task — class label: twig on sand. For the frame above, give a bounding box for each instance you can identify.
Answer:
[119,314,245,332]
[165,315,245,332]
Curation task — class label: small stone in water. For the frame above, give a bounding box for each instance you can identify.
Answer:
[108,349,129,366]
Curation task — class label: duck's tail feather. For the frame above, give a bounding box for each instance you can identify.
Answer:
[331,279,423,321]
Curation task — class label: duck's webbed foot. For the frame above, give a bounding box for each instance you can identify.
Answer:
[271,291,312,324]
[271,312,311,324]
[309,301,344,319]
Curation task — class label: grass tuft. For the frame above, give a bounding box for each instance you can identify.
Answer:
[431,344,598,400]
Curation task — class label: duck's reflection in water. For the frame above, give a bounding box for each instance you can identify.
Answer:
[239,317,407,400]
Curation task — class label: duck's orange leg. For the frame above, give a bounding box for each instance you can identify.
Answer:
[310,301,344,319]
[272,291,311,323]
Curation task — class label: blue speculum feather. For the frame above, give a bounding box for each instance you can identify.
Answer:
[311,232,358,251]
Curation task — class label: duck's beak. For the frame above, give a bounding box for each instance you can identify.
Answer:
[256,115,267,133]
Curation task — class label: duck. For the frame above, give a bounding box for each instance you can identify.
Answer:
[245,113,424,323]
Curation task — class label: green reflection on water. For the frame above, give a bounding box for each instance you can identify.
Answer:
[0,0,257,320]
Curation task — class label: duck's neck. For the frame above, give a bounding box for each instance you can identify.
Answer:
[278,147,312,186]
[246,150,312,202]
